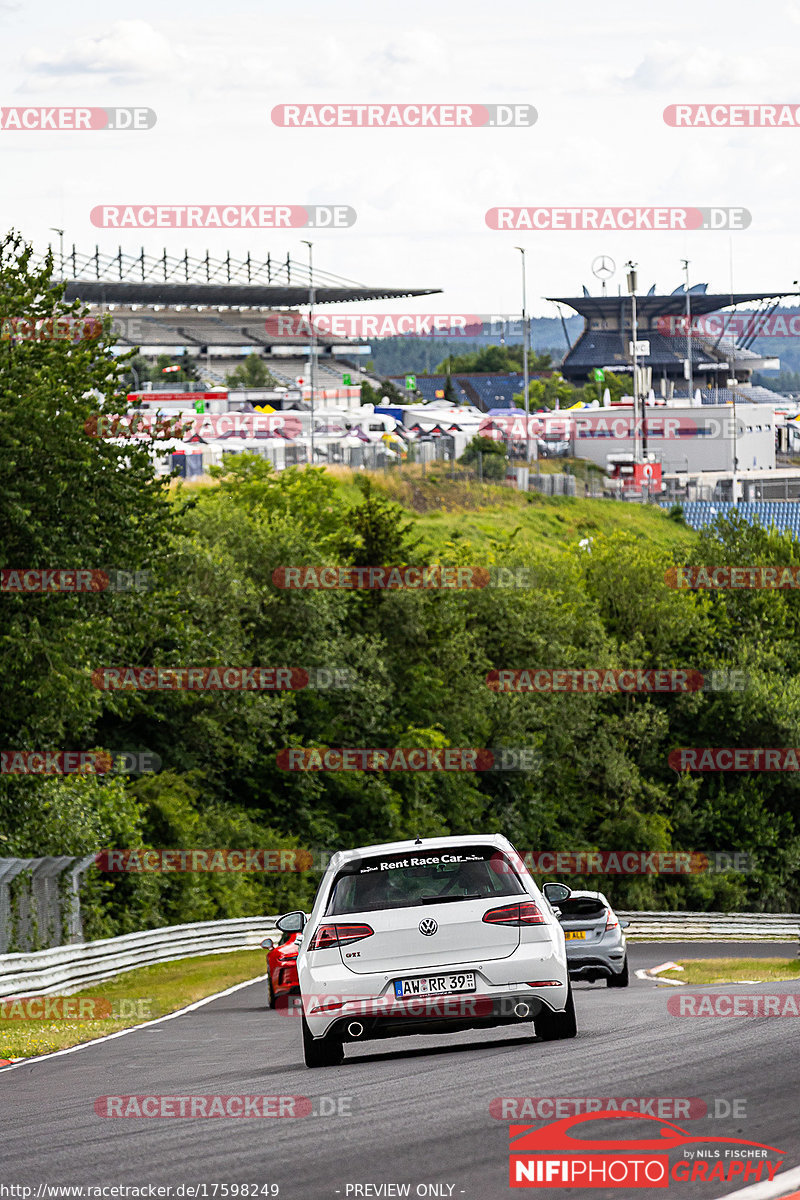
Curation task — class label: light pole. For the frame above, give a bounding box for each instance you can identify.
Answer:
[49,228,65,279]
[626,261,640,464]
[514,246,530,460]
[301,240,315,466]
[731,373,738,507]
[681,259,693,400]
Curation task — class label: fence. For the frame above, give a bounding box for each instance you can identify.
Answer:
[0,916,278,999]
[0,857,97,955]
[618,911,800,941]
[0,912,797,1000]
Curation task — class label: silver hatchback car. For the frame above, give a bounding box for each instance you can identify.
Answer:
[553,890,629,987]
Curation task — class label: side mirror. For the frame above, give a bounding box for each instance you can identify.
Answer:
[543,882,572,904]
[620,920,631,929]
[260,937,274,950]
[276,910,306,933]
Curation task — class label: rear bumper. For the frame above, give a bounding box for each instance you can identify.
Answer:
[324,992,552,1042]
[567,953,625,980]
[301,978,568,1039]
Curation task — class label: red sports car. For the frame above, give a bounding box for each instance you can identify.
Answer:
[262,930,300,1009]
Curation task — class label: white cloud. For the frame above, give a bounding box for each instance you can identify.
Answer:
[625,43,760,90]
[23,20,180,82]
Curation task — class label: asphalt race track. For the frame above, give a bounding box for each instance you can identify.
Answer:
[2,943,799,1200]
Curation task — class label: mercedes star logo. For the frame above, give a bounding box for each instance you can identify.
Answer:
[591,255,615,280]
[419,918,438,936]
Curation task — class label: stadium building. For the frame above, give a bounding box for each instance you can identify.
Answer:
[51,242,441,392]
[550,282,794,401]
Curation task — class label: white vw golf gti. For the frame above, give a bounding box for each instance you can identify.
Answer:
[275,834,576,1067]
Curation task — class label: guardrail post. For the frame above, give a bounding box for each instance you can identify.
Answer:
[66,855,98,943]
[31,857,78,948]
[11,858,38,951]
[0,860,28,954]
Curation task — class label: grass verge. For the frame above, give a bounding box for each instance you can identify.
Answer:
[664,957,800,986]
[0,949,266,1060]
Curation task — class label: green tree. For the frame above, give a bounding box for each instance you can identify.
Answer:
[360,378,407,406]
[436,345,554,373]
[225,353,277,389]
[0,232,177,751]
[154,351,199,384]
[459,435,508,479]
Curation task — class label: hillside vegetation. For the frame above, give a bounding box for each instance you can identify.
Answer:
[2,237,799,946]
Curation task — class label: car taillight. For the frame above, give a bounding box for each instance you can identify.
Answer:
[605,910,619,930]
[482,901,544,926]
[307,922,374,951]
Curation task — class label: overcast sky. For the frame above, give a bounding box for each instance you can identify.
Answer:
[2,0,799,319]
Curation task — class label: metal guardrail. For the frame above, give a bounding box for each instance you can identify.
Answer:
[0,911,798,999]
[0,916,279,999]
[618,911,800,941]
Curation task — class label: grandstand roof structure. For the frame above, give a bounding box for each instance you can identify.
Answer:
[549,287,799,386]
[46,244,441,309]
[547,290,794,322]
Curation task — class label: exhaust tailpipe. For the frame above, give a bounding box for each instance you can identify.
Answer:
[513,1002,531,1020]
[347,1021,365,1038]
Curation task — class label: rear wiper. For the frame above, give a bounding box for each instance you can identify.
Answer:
[418,893,483,905]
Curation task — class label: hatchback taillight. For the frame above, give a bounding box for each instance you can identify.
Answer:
[605,910,619,930]
[307,922,374,951]
[482,901,544,926]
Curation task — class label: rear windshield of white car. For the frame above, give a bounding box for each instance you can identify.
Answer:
[325,847,526,915]
[556,897,607,919]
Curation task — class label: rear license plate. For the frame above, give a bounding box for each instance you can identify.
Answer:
[564,931,587,940]
[393,972,476,998]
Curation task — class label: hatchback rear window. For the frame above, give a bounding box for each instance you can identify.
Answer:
[325,847,526,915]
[556,898,607,919]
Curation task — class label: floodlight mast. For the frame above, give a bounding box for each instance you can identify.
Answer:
[301,240,315,465]
[626,262,640,464]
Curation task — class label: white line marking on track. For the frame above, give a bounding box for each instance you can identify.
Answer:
[634,967,685,985]
[0,973,269,1075]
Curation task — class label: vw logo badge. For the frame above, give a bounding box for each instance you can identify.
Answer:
[419,918,438,936]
